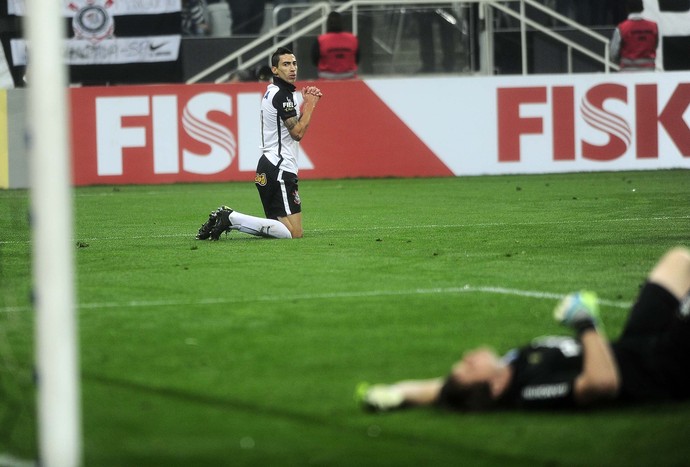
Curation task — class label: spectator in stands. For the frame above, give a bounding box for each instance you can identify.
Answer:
[181,0,210,36]
[311,11,359,80]
[610,0,659,71]
[331,1,373,74]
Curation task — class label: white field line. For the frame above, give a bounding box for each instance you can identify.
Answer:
[0,284,632,314]
[0,453,36,467]
[1,215,688,245]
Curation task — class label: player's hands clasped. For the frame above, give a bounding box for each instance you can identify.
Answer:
[302,86,323,105]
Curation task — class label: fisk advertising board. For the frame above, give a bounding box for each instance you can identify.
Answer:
[69,72,690,186]
[70,80,452,185]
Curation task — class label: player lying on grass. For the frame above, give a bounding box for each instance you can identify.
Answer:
[357,247,690,412]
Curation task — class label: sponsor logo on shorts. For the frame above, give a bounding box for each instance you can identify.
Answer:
[255,173,267,186]
[293,190,301,205]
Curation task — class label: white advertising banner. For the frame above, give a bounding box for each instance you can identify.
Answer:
[366,71,690,176]
[10,36,181,65]
[8,0,181,16]
[9,0,181,65]
[5,71,690,188]
[643,0,690,37]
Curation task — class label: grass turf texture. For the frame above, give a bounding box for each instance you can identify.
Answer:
[1,169,689,466]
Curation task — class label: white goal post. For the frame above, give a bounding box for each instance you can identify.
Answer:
[26,0,82,465]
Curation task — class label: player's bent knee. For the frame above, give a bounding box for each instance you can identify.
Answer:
[649,247,690,300]
[274,225,293,239]
[669,247,690,263]
[660,247,690,272]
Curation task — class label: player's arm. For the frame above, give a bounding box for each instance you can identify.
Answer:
[356,378,444,412]
[554,292,620,406]
[573,329,619,405]
[284,88,321,141]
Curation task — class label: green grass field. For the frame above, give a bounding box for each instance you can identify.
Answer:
[1,169,689,466]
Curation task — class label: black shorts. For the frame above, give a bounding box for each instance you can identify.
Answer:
[255,155,302,220]
[613,282,690,400]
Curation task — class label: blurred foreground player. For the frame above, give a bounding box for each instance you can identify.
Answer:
[357,247,690,412]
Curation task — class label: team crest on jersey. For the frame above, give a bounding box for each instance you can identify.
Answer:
[293,190,301,205]
[69,0,115,43]
[255,173,267,186]
[528,352,542,365]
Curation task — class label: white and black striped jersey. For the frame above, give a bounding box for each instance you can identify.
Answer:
[260,77,304,174]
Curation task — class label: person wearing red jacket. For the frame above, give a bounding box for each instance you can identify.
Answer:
[610,0,659,71]
[311,11,359,80]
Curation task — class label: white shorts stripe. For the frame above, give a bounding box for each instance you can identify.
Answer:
[277,169,292,215]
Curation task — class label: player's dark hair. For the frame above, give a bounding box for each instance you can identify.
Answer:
[436,377,498,412]
[326,11,344,33]
[271,47,294,67]
[626,0,643,13]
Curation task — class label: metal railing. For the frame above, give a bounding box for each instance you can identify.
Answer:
[186,1,330,84]
[494,0,618,74]
[187,0,618,84]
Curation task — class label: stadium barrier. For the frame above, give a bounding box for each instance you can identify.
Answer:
[2,71,689,188]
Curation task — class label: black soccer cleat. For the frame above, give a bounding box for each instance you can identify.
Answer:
[209,206,234,240]
[196,209,219,240]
